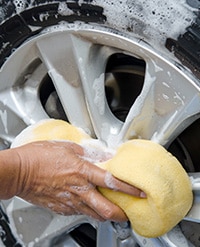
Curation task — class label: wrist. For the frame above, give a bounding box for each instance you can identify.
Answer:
[0,148,22,199]
[13,144,39,200]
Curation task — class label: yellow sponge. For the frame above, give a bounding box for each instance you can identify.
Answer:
[99,140,193,237]
[11,119,193,237]
[11,119,90,148]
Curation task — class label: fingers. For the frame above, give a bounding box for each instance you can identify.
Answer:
[56,190,128,222]
[81,161,145,198]
[104,171,146,197]
[52,183,128,222]
[81,189,128,222]
[49,192,108,221]
[73,144,146,198]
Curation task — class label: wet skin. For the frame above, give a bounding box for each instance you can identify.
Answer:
[0,141,145,222]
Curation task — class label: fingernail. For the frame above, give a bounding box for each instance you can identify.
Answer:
[140,191,147,198]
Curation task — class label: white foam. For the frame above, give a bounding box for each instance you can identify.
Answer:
[13,0,28,13]
[10,0,195,50]
[81,138,115,163]
[104,171,117,190]
[93,0,195,45]
[93,73,105,115]
[57,191,71,199]
[8,0,195,63]
[70,185,92,193]
[58,2,74,16]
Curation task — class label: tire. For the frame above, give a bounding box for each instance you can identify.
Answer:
[0,1,200,246]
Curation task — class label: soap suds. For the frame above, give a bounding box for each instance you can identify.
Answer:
[81,139,115,163]
[104,171,118,190]
[13,0,29,13]
[93,73,105,115]
[8,0,195,54]
[57,191,71,199]
[93,0,195,45]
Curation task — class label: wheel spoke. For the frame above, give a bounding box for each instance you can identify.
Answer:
[120,56,200,146]
[4,197,90,246]
[97,222,137,247]
[0,89,28,144]
[10,63,49,123]
[70,35,123,142]
[159,226,191,247]
[96,221,118,247]
[131,230,163,247]
[36,33,94,134]
[0,56,48,144]
[185,172,200,223]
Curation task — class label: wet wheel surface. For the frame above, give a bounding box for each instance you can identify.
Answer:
[0,0,200,246]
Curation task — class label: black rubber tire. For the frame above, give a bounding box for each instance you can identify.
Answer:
[0,0,200,79]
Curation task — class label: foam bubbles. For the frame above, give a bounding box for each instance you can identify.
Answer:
[58,2,74,16]
[57,191,71,199]
[9,0,195,48]
[104,171,117,190]
[93,73,105,115]
[13,0,28,13]
[81,138,115,163]
[93,0,195,47]
[8,0,196,52]
[70,185,92,193]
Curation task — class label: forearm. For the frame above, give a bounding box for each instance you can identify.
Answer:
[0,148,22,199]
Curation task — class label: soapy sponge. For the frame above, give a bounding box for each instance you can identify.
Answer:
[99,140,193,237]
[11,119,193,237]
[11,119,90,148]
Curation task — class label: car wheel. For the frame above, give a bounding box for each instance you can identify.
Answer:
[0,1,200,246]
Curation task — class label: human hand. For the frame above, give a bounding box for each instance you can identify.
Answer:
[14,141,145,222]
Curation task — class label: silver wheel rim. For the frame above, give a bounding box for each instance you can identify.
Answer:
[0,23,200,247]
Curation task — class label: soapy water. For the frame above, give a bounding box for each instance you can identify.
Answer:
[80,139,124,191]
[13,0,29,13]
[96,0,195,42]
[93,73,105,116]
[59,0,195,55]
[104,171,118,191]
[57,191,71,199]
[81,138,115,163]
[58,2,74,16]
[70,184,93,193]
[7,0,195,50]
